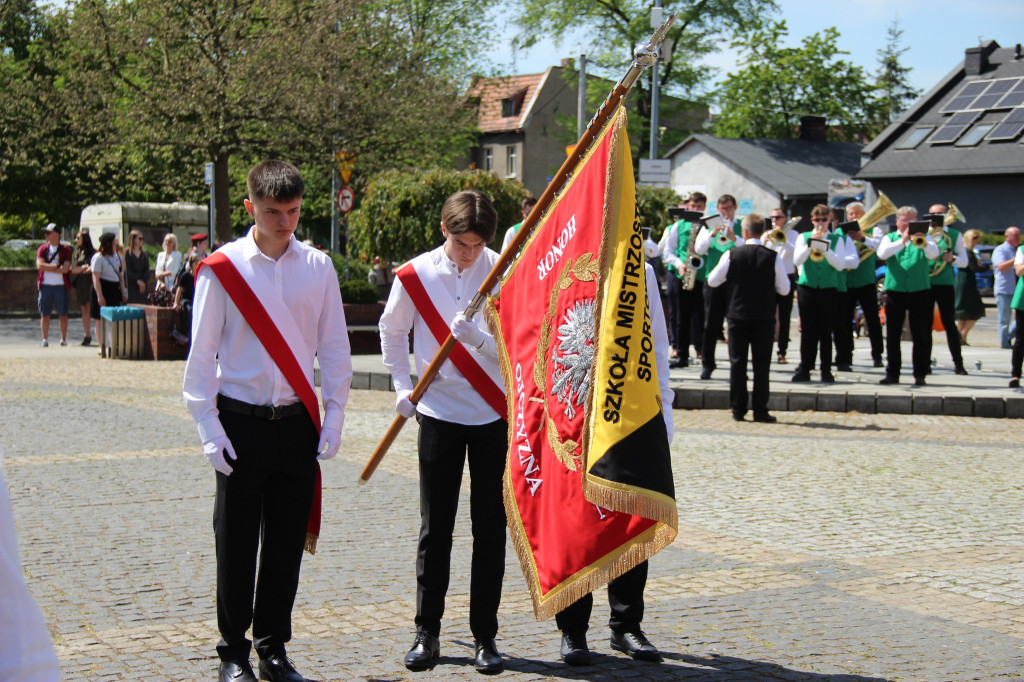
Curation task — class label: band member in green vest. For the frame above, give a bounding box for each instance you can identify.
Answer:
[694,194,742,380]
[500,196,538,252]
[926,203,969,375]
[830,217,859,371]
[877,206,939,385]
[661,192,707,367]
[1009,243,1024,388]
[842,203,884,368]
[792,204,847,383]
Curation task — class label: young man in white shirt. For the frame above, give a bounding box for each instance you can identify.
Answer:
[379,190,508,674]
[183,160,352,682]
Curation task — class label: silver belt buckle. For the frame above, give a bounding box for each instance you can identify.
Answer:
[269,404,284,420]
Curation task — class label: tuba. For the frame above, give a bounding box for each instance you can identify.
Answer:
[858,191,897,232]
[945,203,966,226]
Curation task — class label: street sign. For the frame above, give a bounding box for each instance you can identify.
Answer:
[204,162,214,185]
[638,158,671,185]
[337,186,355,214]
[335,152,358,185]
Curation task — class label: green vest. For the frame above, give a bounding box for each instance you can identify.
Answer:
[928,227,961,287]
[700,218,740,278]
[847,236,877,289]
[797,231,841,289]
[883,233,931,292]
[1012,246,1024,310]
[667,220,704,281]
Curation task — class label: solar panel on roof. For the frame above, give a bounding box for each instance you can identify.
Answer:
[970,78,1021,110]
[939,80,992,113]
[996,80,1024,109]
[929,110,982,144]
[985,107,1024,141]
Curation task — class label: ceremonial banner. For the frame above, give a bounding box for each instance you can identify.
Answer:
[486,106,677,620]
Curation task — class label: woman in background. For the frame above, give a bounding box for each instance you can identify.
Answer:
[954,229,987,345]
[154,233,181,291]
[124,229,150,304]
[71,230,96,345]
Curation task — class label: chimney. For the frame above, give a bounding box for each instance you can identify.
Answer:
[799,115,827,141]
[560,57,575,71]
[965,41,999,75]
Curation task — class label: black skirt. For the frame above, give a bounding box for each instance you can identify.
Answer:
[90,279,123,319]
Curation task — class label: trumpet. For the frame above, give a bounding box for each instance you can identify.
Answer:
[715,231,731,246]
[910,233,928,248]
[808,236,828,262]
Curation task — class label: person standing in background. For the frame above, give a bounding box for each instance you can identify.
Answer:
[35,224,73,347]
[993,226,1020,349]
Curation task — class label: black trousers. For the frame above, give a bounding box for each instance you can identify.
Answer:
[728,317,774,417]
[215,410,319,662]
[691,281,705,354]
[667,272,702,358]
[1011,309,1024,379]
[776,274,796,356]
[796,285,836,373]
[884,289,933,380]
[846,283,884,364]
[831,290,852,366]
[932,284,964,368]
[555,561,648,635]
[702,282,728,368]
[665,271,680,349]
[415,414,507,640]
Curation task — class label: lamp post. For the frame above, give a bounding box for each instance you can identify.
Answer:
[649,0,663,160]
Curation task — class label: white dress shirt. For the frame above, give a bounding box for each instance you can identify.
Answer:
[793,232,847,272]
[876,233,939,260]
[841,234,859,271]
[764,229,798,275]
[694,224,742,255]
[379,245,502,425]
[155,250,182,289]
[660,223,683,273]
[182,228,352,443]
[706,238,791,296]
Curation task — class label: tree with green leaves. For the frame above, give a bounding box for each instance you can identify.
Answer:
[874,20,920,125]
[506,0,777,157]
[711,20,885,140]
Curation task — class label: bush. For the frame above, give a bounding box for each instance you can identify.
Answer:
[338,278,380,304]
[0,246,39,267]
[348,168,529,263]
[636,185,683,242]
[330,253,371,283]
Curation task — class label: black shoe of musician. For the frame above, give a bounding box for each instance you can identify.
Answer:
[821,372,836,384]
[791,370,811,382]
[732,411,745,421]
[836,364,853,372]
[752,412,777,423]
[405,631,440,671]
[914,376,927,386]
[669,357,688,369]
[610,630,662,662]
[873,358,884,368]
[257,654,303,682]
[700,367,713,380]
[954,365,969,376]
[219,660,257,682]
[474,639,504,674]
[879,375,899,385]
[1010,378,1020,388]
[560,631,591,666]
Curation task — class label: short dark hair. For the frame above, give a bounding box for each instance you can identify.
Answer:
[521,196,538,211]
[811,204,831,219]
[441,190,497,243]
[247,160,304,201]
[689,191,707,205]
[717,194,737,208]
[743,213,766,237]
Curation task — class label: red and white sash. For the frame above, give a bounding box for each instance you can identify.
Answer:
[395,254,506,418]
[199,248,324,554]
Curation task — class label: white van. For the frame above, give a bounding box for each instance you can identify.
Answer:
[79,202,209,250]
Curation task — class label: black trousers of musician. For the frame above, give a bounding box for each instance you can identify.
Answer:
[932,284,964,369]
[727,316,774,417]
[776,274,796,357]
[1011,309,1024,379]
[214,410,319,662]
[665,271,681,348]
[702,282,728,368]
[667,273,702,359]
[846,283,884,364]
[883,289,933,380]
[555,561,648,635]
[415,414,507,640]
[831,290,852,366]
[796,285,836,373]
[691,281,705,354]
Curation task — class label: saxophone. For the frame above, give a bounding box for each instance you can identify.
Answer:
[681,223,703,291]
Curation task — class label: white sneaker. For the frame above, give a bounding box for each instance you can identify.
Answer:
[60,339,68,346]
[41,339,48,347]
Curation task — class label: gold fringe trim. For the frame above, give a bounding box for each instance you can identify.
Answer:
[583,474,678,527]
[304,533,318,555]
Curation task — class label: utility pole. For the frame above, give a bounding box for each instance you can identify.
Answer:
[577,54,587,139]
[649,0,663,160]
[204,162,215,243]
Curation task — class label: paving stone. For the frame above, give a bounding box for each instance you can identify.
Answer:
[912,396,943,415]
[943,396,974,417]
[786,392,816,412]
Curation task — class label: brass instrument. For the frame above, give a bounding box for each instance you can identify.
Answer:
[783,216,803,232]
[911,233,928,249]
[715,229,731,247]
[768,228,787,247]
[681,226,703,291]
[857,190,897,232]
[945,203,966,226]
[928,226,954,277]
[808,235,828,263]
[855,240,875,263]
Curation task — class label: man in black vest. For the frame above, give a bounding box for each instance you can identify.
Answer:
[707,214,790,423]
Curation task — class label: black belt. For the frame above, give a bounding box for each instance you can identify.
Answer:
[217,394,306,420]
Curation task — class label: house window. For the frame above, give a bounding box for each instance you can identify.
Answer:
[501,98,515,117]
[483,147,493,172]
[506,145,517,177]
[955,123,996,146]
[894,126,934,150]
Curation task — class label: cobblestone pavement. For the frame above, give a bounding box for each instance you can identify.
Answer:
[1,354,1022,681]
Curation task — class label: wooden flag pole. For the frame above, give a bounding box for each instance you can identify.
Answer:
[358,15,676,484]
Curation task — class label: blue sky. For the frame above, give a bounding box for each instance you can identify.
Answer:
[485,0,1024,105]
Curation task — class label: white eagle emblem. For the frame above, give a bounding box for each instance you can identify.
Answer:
[550,299,595,419]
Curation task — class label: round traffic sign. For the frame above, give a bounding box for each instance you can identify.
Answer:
[337,186,355,213]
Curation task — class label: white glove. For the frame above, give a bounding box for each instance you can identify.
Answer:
[451,312,484,349]
[203,435,237,475]
[317,427,341,461]
[395,389,417,419]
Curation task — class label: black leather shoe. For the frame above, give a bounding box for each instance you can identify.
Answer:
[752,412,777,423]
[732,412,745,421]
[1009,378,1020,388]
[821,372,835,384]
[474,639,503,674]
[610,630,662,662]
[836,364,853,372]
[700,367,713,380]
[873,359,884,368]
[219,660,257,682]
[560,631,590,666]
[257,654,303,682]
[791,371,811,382]
[954,365,969,376]
[669,357,688,369]
[914,376,927,386]
[404,631,439,671]
[879,375,899,385]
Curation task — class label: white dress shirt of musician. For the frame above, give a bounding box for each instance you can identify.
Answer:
[183,225,353,446]
[792,223,849,274]
[379,235,502,425]
[926,203,969,273]
[763,211,798,276]
[876,216,940,264]
[693,216,743,256]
